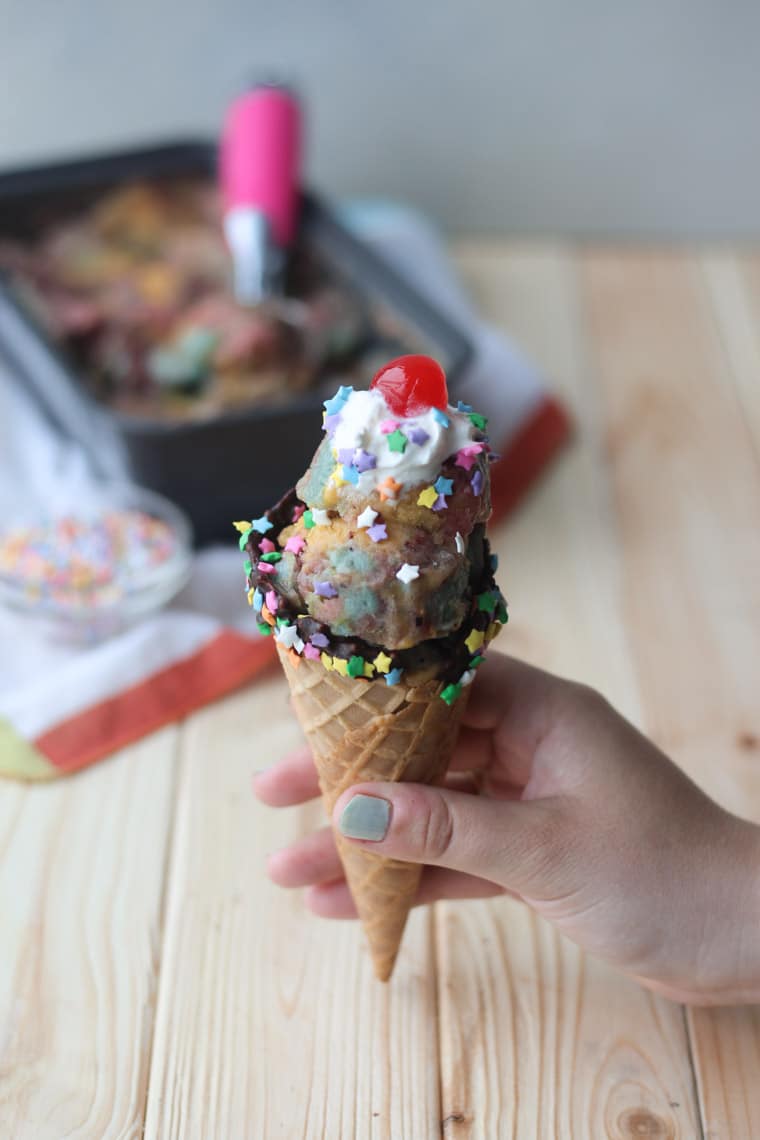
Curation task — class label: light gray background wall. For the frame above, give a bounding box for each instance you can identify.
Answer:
[1,0,758,237]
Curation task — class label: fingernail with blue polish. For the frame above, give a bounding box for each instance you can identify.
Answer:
[339,794,391,841]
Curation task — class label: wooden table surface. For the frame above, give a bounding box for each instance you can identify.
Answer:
[1,243,759,1139]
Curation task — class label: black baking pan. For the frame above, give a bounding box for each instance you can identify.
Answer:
[0,141,473,544]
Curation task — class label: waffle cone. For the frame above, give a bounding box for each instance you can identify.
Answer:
[276,644,469,980]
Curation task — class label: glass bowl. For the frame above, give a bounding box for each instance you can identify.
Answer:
[0,483,193,645]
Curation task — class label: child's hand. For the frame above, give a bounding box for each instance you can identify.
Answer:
[255,653,760,1005]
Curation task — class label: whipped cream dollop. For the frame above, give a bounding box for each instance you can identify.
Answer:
[329,388,480,492]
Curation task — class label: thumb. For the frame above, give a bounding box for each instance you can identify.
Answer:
[332,782,565,898]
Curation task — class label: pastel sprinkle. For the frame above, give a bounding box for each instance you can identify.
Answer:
[373,651,393,674]
[469,412,488,431]
[336,385,354,401]
[259,537,275,553]
[432,494,447,511]
[347,655,365,678]
[323,387,352,416]
[471,469,484,495]
[385,667,403,686]
[233,520,251,534]
[243,558,252,575]
[417,486,438,509]
[303,510,315,529]
[407,427,430,445]
[432,408,450,427]
[252,588,263,611]
[477,590,498,612]
[265,589,279,613]
[259,551,282,564]
[238,528,253,550]
[378,476,401,501]
[456,400,473,412]
[337,447,355,465]
[315,581,338,597]
[396,563,420,584]
[310,632,329,648]
[386,429,407,453]
[455,445,483,472]
[323,413,342,435]
[486,621,501,642]
[311,508,331,526]
[357,506,378,528]
[354,449,376,473]
[434,476,454,495]
[455,532,465,554]
[284,534,305,554]
[497,601,509,623]
[257,621,272,636]
[276,624,301,650]
[292,505,306,521]
[465,628,485,653]
[341,465,360,485]
[303,643,321,660]
[333,656,350,677]
[366,523,388,543]
[440,682,462,705]
[363,662,376,678]
[490,553,499,570]
[380,419,399,434]
[247,588,255,607]
[459,669,476,687]
[251,515,273,534]
[257,561,276,574]
[321,652,334,671]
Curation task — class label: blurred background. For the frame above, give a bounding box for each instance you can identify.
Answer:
[2,0,760,237]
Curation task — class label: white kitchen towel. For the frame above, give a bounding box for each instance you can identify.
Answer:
[0,204,569,779]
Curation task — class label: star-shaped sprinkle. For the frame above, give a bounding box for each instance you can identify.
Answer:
[303,510,315,529]
[341,465,359,485]
[292,505,305,521]
[497,600,509,623]
[434,476,454,496]
[323,387,353,416]
[363,662,376,678]
[396,563,420,584]
[432,494,447,511]
[455,444,484,472]
[259,537,275,553]
[469,412,488,431]
[471,469,484,495]
[247,588,255,607]
[440,682,462,705]
[311,508,330,526]
[417,486,438,509]
[432,408,450,427]
[303,643,321,661]
[333,656,349,677]
[259,551,282,563]
[455,532,465,554]
[386,429,407,453]
[310,632,329,648]
[251,515,273,534]
[336,385,353,401]
[477,590,498,612]
[275,624,300,649]
[265,589,279,613]
[347,655,365,678]
[337,447,355,465]
[257,621,272,636]
[257,561,276,575]
[385,667,403,686]
[407,427,430,445]
[379,476,402,501]
[284,534,306,555]
[354,449,376,472]
[486,621,501,642]
[233,520,251,534]
[357,506,378,528]
[314,581,338,598]
[367,523,388,542]
[321,652,334,671]
[373,651,393,674]
[323,413,342,435]
[456,400,473,412]
[465,629,485,653]
[244,558,252,575]
[380,418,399,434]
[238,528,253,550]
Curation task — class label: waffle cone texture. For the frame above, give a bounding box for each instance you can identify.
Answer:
[277,644,470,980]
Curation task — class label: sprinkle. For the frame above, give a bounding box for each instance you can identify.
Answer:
[233,520,251,534]
[396,563,420,584]
[238,528,253,551]
[354,449,376,473]
[261,605,274,625]
[251,515,273,534]
[337,447,355,465]
[477,590,498,612]
[293,635,305,654]
[417,486,438,509]
[284,534,306,554]
[407,427,430,445]
[276,624,301,649]
[386,429,407,453]
[247,588,255,607]
[244,558,252,575]
[303,643,321,661]
[470,653,484,669]
[373,651,393,674]
[434,476,454,495]
[455,444,484,471]
[265,589,279,613]
[323,413,342,435]
[310,632,329,648]
[323,387,353,416]
[379,476,402,501]
[440,682,462,705]
[292,504,306,521]
[311,508,331,526]
[432,408,450,427]
[259,538,275,553]
[252,588,263,611]
[333,656,350,677]
[357,506,378,528]
[385,668,403,686]
[257,621,272,636]
[455,532,465,554]
[259,551,282,564]
[432,494,447,511]
[257,561,276,574]
[303,510,315,529]
[315,581,338,598]
[363,662,376,678]
[490,553,499,571]
[330,466,348,487]
[347,655,365,678]
[469,412,488,431]
[459,669,476,687]
[321,652,334,671]
[366,523,388,543]
[497,601,509,623]
[465,629,485,653]
[456,400,473,412]
[486,621,501,642]
[380,419,399,434]
[336,384,354,401]
[470,469,484,496]
[341,465,359,485]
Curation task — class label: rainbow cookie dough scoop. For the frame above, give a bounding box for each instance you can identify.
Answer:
[236,354,507,979]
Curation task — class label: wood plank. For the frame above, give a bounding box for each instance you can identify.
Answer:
[0,729,179,1139]
[580,249,760,1140]
[435,244,701,1138]
[143,675,441,1140]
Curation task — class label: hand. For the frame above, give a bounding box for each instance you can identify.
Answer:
[255,653,760,1005]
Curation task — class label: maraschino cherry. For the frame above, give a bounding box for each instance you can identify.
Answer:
[370,354,448,417]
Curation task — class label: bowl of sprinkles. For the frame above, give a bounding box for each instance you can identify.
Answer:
[0,485,192,644]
